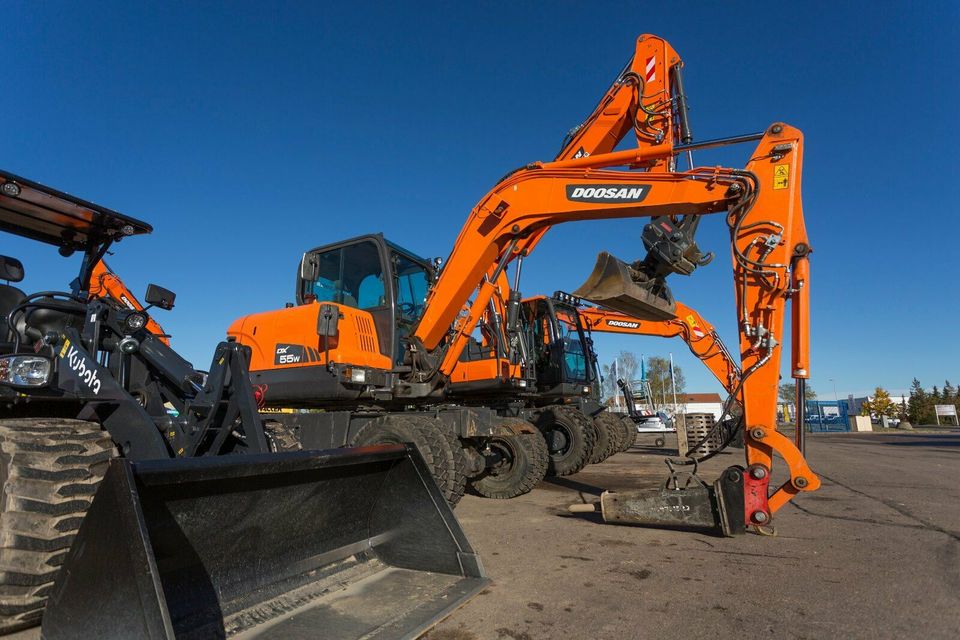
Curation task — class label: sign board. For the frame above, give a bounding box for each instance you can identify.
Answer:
[822,405,840,417]
[935,405,958,426]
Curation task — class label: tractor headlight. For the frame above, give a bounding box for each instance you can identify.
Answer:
[517,379,527,388]
[582,386,591,395]
[0,356,52,387]
[350,368,366,383]
[125,312,148,332]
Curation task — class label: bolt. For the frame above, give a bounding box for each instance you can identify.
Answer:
[750,466,768,480]
[750,428,766,440]
[794,476,809,489]
[771,124,783,134]
[752,510,769,524]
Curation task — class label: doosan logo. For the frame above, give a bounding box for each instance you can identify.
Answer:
[606,319,641,329]
[566,184,651,203]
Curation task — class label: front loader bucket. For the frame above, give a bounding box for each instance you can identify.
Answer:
[42,446,488,640]
[573,251,677,321]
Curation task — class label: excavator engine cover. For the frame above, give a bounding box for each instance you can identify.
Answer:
[573,251,677,321]
[42,446,488,640]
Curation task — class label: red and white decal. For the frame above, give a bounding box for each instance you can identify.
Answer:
[645,56,656,82]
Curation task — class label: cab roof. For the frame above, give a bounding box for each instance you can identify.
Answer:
[0,169,152,250]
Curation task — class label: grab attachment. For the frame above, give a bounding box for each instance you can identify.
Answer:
[568,463,747,537]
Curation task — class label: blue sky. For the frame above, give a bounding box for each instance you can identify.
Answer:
[3,1,957,399]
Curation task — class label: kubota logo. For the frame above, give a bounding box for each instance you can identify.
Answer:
[566,184,651,203]
[606,319,641,329]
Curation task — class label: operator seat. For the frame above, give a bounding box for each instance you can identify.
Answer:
[0,256,26,351]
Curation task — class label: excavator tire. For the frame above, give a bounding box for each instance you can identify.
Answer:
[263,419,303,452]
[408,416,466,508]
[469,425,548,499]
[349,415,457,506]
[534,406,596,477]
[0,418,115,634]
[589,412,622,464]
[618,416,637,452]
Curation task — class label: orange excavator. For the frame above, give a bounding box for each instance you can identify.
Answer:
[228,33,819,534]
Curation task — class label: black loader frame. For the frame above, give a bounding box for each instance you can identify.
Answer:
[0,170,486,638]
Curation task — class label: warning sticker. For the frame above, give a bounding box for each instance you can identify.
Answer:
[773,164,790,190]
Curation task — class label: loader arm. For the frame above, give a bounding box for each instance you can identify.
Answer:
[578,303,741,393]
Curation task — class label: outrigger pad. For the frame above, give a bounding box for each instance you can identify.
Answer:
[573,251,677,321]
[42,446,488,640]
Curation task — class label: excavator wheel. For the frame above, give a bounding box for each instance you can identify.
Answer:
[590,412,623,464]
[0,418,115,634]
[468,424,548,499]
[534,406,596,477]
[408,416,467,508]
[349,415,457,506]
[263,419,303,452]
[618,416,637,452]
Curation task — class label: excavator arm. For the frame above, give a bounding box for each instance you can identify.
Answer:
[88,260,169,344]
[578,303,741,393]
[409,120,816,530]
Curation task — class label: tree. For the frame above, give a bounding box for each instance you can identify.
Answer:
[600,350,640,401]
[861,387,897,422]
[778,382,816,404]
[907,378,935,425]
[646,356,685,408]
[944,380,956,404]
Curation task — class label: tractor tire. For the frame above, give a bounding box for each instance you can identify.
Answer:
[409,416,466,508]
[0,418,115,634]
[534,406,596,477]
[618,416,637,452]
[349,416,456,506]
[468,426,548,499]
[589,412,622,464]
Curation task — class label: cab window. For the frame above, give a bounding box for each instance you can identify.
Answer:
[303,241,386,310]
[393,253,429,321]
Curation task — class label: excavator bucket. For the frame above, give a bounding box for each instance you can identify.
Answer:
[573,251,677,321]
[42,445,488,640]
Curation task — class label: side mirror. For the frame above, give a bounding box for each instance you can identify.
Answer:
[300,254,320,282]
[317,303,340,337]
[0,255,24,283]
[145,284,176,310]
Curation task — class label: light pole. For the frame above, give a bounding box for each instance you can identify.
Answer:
[830,378,839,404]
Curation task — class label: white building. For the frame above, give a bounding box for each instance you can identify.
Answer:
[679,393,725,421]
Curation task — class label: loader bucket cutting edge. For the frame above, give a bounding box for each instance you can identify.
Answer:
[41,445,489,640]
[573,251,678,321]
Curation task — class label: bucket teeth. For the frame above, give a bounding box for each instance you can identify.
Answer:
[573,252,678,321]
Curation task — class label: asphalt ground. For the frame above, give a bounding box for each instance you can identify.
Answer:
[427,430,960,640]
[9,430,958,640]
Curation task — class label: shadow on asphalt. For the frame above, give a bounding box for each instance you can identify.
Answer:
[542,476,605,496]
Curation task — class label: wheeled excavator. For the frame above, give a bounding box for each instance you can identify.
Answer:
[0,171,486,638]
[229,33,820,534]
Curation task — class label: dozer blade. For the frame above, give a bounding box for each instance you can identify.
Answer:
[42,445,488,640]
[568,467,747,537]
[573,251,677,321]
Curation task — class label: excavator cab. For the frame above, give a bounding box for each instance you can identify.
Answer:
[523,293,598,401]
[297,234,433,365]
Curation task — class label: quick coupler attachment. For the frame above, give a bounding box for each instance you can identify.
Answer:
[568,466,747,537]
